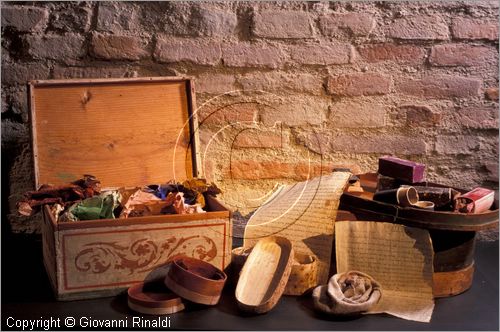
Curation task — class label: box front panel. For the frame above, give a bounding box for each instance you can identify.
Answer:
[59,219,230,293]
[41,210,58,291]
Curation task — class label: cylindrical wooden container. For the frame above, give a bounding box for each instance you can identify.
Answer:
[164,257,227,305]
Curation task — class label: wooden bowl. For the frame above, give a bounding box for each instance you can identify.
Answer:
[164,257,227,305]
[235,236,294,314]
[127,282,185,315]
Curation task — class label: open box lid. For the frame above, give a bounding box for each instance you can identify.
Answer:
[29,77,201,188]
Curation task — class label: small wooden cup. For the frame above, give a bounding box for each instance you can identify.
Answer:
[413,201,435,211]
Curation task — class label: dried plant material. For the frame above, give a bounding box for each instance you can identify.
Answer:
[313,271,382,315]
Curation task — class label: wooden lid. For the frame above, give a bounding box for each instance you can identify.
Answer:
[29,77,200,188]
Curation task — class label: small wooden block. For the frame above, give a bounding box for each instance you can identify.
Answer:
[378,156,426,183]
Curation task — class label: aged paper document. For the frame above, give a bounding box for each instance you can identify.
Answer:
[244,171,351,284]
[335,221,434,322]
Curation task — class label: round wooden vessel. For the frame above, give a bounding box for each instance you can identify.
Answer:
[338,173,499,298]
[164,257,227,305]
[127,282,185,315]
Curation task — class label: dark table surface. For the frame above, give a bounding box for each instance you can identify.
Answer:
[2,234,498,331]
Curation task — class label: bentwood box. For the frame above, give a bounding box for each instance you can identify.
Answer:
[29,77,232,300]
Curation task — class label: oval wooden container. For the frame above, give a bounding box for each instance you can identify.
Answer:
[127,282,185,315]
[164,257,227,305]
[338,173,499,298]
[235,236,294,314]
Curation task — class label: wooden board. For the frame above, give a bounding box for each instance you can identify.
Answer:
[29,77,199,188]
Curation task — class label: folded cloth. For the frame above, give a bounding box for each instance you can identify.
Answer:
[60,191,122,222]
[313,271,382,315]
[17,175,101,216]
[119,189,162,218]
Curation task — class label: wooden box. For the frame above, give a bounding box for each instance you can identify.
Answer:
[29,77,232,300]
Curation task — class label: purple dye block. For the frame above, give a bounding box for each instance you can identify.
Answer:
[378,156,426,183]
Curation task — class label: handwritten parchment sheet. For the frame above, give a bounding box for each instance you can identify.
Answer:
[244,172,351,284]
[335,221,435,322]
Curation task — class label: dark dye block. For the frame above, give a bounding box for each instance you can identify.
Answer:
[378,156,426,183]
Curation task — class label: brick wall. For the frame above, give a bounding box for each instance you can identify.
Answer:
[1,1,498,239]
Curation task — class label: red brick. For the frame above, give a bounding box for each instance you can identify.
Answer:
[330,101,386,128]
[357,44,426,64]
[97,2,139,33]
[294,163,362,180]
[430,44,497,66]
[385,15,449,40]
[435,135,480,154]
[228,160,358,181]
[260,97,328,127]
[196,73,236,95]
[91,34,148,61]
[2,120,28,145]
[51,4,92,33]
[253,10,313,39]
[455,107,498,129]
[239,72,323,95]
[295,131,332,155]
[229,160,291,180]
[2,86,27,117]
[198,103,257,126]
[484,162,499,182]
[233,130,284,148]
[53,66,132,79]
[26,34,85,61]
[319,13,375,37]
[452,18,499,41]
[198,129,215,147]
[330,134,427,155]
[485,88,499,101]
[1,63,49,85]
[1,6,48,32]
[398,75,481,99]
[288,42,351,65]
[154,36,221,65]
[327,73,391,96]
[222,42,285,69]
[399,105,442,127]
[191,7,237,37]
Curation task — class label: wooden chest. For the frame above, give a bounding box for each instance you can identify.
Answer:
[29,77,232,300]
